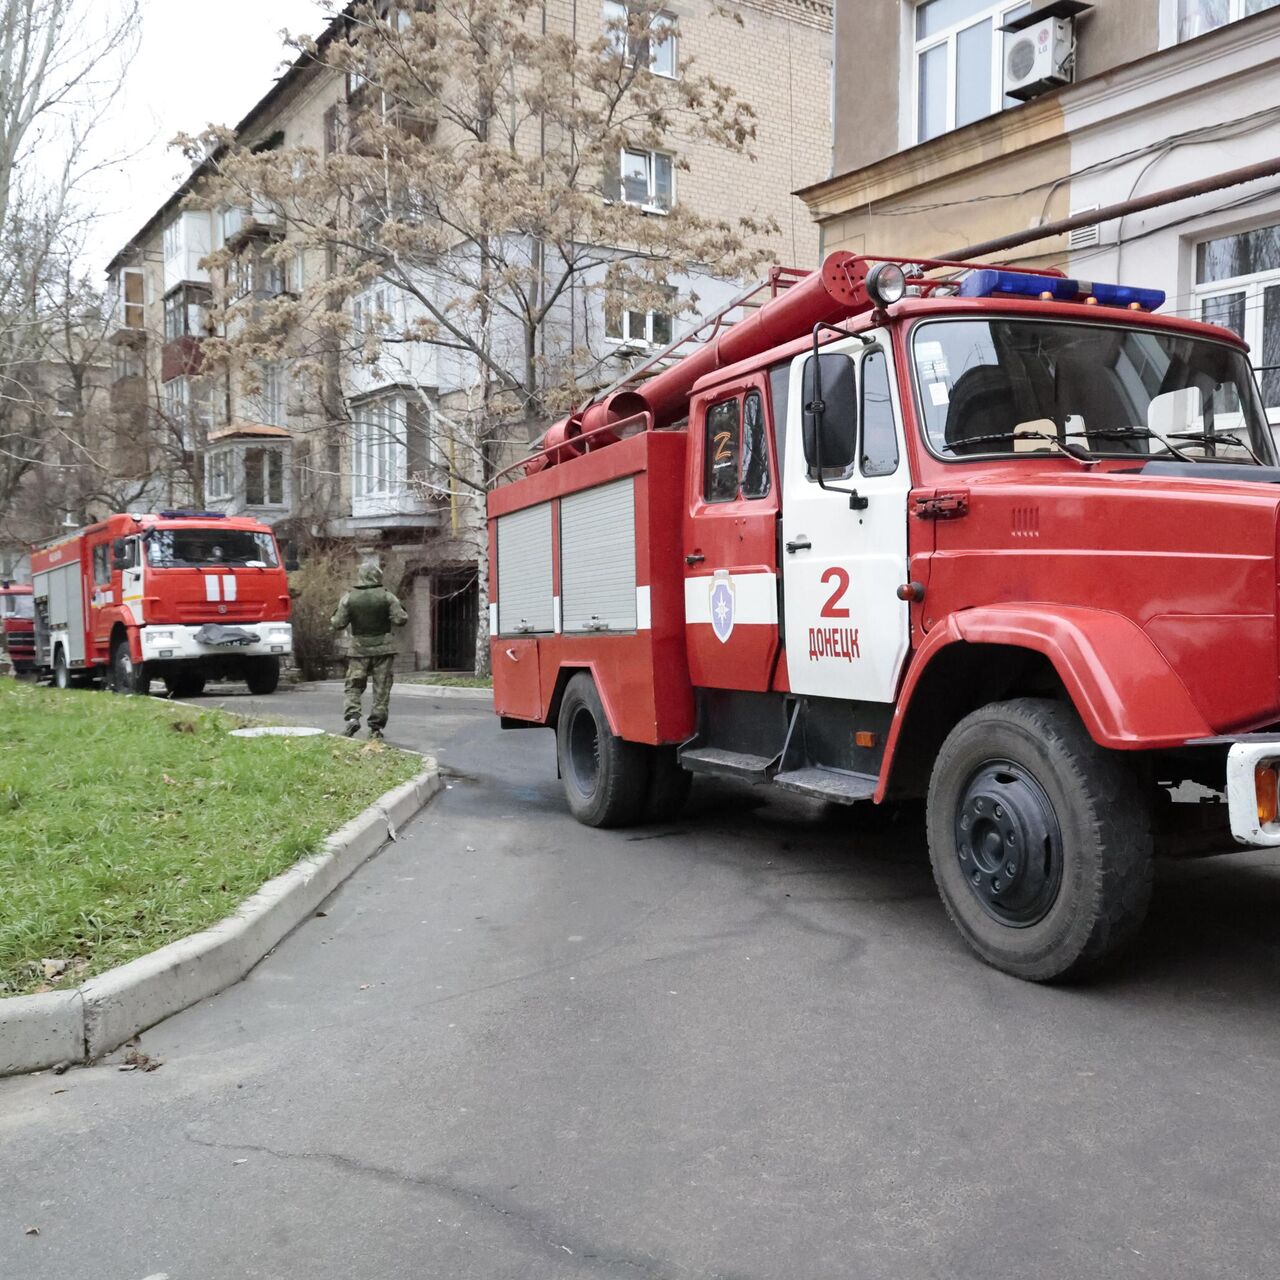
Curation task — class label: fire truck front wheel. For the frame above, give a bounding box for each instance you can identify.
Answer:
[111,640,150,696]
[556,673,651,828]
[926,698,1153,982]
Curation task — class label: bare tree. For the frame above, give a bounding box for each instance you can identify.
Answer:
[187,0,774,674]
[0,0,139,545]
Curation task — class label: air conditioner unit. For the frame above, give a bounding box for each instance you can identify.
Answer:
[1002,1,1091,103]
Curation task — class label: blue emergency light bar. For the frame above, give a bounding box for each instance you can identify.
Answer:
[958,268,1166,311]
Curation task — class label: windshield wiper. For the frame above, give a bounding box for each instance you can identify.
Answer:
[945,430,1094,465]
[1064,425,1200,464]
[1165,427,1265,466]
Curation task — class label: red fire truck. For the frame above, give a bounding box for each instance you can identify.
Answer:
[488,252,1280,981]
[31,511,292,697]
[0,581,35,673]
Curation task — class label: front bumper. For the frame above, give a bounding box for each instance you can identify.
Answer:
[1224,736,1280,846]
[140,622,293,663]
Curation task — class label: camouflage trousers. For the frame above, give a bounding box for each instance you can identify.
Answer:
[343,654,396,730]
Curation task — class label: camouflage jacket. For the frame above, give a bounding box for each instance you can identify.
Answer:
[331,563,409,657]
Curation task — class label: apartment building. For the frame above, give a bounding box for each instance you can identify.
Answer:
[104,0,831,670]
[802,0,1280,426]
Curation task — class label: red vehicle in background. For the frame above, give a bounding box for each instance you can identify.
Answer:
[0,581,35,673]
[31,511,293,696]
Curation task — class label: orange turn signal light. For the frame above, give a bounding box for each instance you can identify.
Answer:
[1256,764,1279,826]
[855,731,878,749]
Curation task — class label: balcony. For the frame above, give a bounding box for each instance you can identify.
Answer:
[221,201,283,251]
[161,335,205,382]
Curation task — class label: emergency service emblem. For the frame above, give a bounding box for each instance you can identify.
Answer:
[709,569,736,644]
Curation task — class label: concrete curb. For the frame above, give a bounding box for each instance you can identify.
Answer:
[0,761,441,1077]
[300,679,492,702]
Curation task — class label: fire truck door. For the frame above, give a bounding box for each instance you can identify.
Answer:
[683,382,780,690]
[87,536,115,651]
[781,339,910,702]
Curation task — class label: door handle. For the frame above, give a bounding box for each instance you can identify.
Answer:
[785,537,812,554]
[685,552,705,565]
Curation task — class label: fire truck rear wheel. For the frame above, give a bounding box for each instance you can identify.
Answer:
[165,673,206,699]
[926,697,1153,983]
[556,672,651,828]
[52,647,71,690]
[111,640,149,695]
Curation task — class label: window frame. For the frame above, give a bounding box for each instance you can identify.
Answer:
[244,446,285,507]
[1193,225,1280,424]
[602,1,679,77]
[604,289,674,349]
[701,389,774,504]
[206,448,233,500]
[1176,0,1280,42]
[911,0,1032,145]
[618,147,674,214]
[352,394,404,500]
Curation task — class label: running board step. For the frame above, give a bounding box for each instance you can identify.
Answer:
[679,746,775,782]
[772,767,878,805]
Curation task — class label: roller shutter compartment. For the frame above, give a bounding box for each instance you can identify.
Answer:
[496,503,554,635]
[561,477,637,633]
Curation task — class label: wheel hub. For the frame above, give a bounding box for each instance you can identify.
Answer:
[955,760,1063,927]
[567,705,601,795]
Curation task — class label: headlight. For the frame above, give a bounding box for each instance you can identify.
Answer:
[269,626,291,637]
[148,630,174,641]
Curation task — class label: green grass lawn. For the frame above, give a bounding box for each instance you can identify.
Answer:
[0,680,422,997]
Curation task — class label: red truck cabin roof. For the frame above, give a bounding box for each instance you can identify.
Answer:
[688,293,1252,401]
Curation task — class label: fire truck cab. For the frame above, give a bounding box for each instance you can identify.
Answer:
[31,511,293,697]
[489,254,1280,981]
[0,581,35,673]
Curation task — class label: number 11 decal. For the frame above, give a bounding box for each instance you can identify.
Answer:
[820,566,850,618]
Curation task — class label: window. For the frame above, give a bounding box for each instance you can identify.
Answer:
[116,268,145,329]
[405,396,430,478]
[54,386,76,417]
[911,318,1276,465]
[353,396,402,498]
[1195,222,1280,418]
[253,362,287,427]
[913,0,1031,143]
[324,104,340,155]
[860,351,899,477]
[1178,0,1280,40]
[232,253,286,301]
[704,398,740,502]
[146,527,279,568]
[163,377,215,446]
[244,447,285,505]
[768,362,791,478]
[206,449,233,500]
[605,287,674,347]
[113,345,143,382]
[163,217,181,261]
[741,391,770,498]
[603,1,678,77]
[618,148,673,212]
[163,285,211,341]
[92,544,110,585]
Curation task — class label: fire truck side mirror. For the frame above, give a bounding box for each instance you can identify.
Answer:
[802,353,858,477]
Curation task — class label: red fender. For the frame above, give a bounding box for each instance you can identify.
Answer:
[876,605,1214,802]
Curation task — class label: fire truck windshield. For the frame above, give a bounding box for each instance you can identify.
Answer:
[912,318,1276,466]
[145,527,279,569]
[2,592,33,618]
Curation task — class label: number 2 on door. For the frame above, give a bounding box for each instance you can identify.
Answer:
[820,567,850,618]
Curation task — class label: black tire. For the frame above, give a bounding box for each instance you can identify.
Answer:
[165,673,206,699]
[244,656,280,695]
[556,672,651,828]
[926,697,1153,982]
[643,746,693,822]
[111,640,148,695]
[52,647,71,690]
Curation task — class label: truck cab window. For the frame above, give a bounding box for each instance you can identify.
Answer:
[92,545,110,585]
[704,398,741,502]
[741,391,770,498]
[768,363,790,478]
[860,350,899,477]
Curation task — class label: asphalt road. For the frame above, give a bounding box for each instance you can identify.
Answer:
[4,681,1280,1280]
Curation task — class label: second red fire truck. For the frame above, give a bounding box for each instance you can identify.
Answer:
[31,511,293,696]
[488,251,1280,981]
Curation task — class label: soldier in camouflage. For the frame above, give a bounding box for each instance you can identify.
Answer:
[331,562,409,739]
